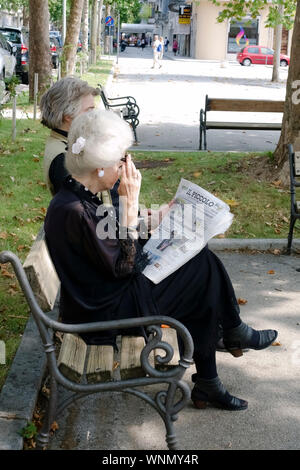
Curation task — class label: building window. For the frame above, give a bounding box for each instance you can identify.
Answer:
[228,18,259,53]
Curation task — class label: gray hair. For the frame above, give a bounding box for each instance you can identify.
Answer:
[65,109,133,175]
[39,76,99,130]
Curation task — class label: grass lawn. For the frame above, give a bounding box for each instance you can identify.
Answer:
[0,59,292,390]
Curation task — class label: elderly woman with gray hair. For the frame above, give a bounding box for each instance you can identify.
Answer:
[40,76,99,196]
[44,109,277,412]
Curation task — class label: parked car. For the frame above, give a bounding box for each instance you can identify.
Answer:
[237,45,290,67]
[50,36,61,69]
[49,30,63,48]
[0,31,16,81]
[0,26,28,84]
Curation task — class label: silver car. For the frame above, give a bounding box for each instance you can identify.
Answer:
[0,31,16,81]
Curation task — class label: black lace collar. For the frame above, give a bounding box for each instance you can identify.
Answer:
[53,128,68,139]
[64,176,102,206]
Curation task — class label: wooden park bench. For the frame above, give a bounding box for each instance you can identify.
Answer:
[98,83,140,143]
[286,144,300,254]
[0,228,194,450]
[199,95,284,150]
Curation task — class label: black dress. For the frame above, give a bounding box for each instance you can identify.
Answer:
[44,177,240,357]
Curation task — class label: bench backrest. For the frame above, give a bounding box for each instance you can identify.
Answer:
[23,226,60,311]
[97,84,109,109]
[206,96,285,113]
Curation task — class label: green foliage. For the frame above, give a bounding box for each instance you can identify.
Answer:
[0,0,26,9]
[20,422,37,439]
[106,0,142,24]
[4,75,20,98]
[207,0,296,29]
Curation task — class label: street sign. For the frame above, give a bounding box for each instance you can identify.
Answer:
[179,5,191,24]
[105,16,114,26]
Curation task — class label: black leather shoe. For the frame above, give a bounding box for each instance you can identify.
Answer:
[191,375,248,411]
[223,322,278,357]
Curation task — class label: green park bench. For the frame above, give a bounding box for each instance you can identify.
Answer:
[199,95,284,150]
[98,83,140,143]
[286,144,300,254]
[0,228,193,450]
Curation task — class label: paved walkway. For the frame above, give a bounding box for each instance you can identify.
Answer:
[108,46,288,152]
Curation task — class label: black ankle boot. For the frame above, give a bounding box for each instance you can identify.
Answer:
[191,374,248,411]
[223,321,278,357]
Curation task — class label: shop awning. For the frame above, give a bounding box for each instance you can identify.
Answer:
[121,23,156,33]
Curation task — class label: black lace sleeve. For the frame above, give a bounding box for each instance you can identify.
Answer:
[116,238,149,277]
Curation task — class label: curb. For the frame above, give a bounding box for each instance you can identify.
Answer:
[208,238,300,251]
[0,311,57,450]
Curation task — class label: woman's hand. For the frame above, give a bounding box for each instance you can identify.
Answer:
[118,154,141,227]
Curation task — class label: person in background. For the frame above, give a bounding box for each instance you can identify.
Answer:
[159,36,164,62]
[164,36,169,53]
[151,34,162,69]
[172,37,178,56]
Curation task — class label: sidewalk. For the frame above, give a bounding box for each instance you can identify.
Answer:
[109,46,287,152]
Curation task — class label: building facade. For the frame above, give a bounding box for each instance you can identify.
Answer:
[149,0,293,60]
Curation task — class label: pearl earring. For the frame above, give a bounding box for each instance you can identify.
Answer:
[98,169,104,177]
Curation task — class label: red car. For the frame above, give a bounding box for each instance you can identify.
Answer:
[237,45,290,67]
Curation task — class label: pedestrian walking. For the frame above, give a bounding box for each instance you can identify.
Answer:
[151,34,162,69]
[164,37,169,52]
[159,36,164,61]
[172,37,178,56]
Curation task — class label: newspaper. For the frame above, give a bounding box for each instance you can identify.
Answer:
[142,178,233,284]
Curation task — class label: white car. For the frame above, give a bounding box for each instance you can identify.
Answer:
[0,31,16,81]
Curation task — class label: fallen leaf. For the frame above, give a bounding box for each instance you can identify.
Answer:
[268,270,275,274]
[237,298,248,305]
[50,421,59,432]
[224,199,240,207]
[0,232,8,239]
[1,269,14,279]
[156,175,163,180]
[193,171,202,178]
[272,341,282,347]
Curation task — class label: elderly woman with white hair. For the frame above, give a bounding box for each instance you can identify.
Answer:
[44,109,277,411]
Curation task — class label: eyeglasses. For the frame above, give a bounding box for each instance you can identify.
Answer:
[120,153,131,163]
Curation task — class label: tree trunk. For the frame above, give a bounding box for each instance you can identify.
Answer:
[274,0,300,168]
[81,0,89,56]
[97,0,104,59]
[104,4,111,54]
[23,5,29,28]
[90,0,98,64]
[61,0,84,76]
[272,24,282,82]
[28,0,52,102]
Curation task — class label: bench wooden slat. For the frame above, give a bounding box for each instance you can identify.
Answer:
[86,345,114,383]
[155,328,180,370]
[206,121,282,130]
[120,336,154,379]
[58,334,87,383]
[295,152,300,176]
[207,98,284,113]
[23,227,60,311]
